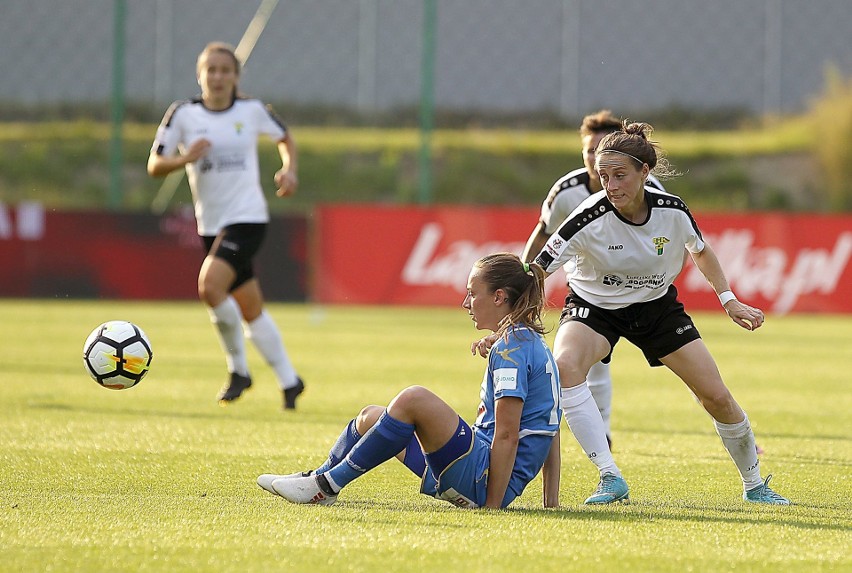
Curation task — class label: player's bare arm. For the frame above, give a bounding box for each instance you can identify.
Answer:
[484,396,523,509]
[274,133,298,197]
[690,244,764,331]
[521,221,550,263]
[147,139,211,177]
[541,429,561,508]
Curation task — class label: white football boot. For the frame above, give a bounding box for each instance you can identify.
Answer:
[271,474,338,506]
[257,470,314,495]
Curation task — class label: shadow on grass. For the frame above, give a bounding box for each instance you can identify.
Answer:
[257,497,851,536]
[508,501,849,532]
[618,424,852,444]
[26,401,345,425]
[27,399,365,432]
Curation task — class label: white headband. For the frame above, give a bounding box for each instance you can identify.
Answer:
[598,149,644,165]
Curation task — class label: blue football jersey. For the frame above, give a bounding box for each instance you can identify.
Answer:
[473,326,561,501]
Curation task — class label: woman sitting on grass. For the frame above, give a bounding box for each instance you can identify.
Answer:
[258,253,562,509]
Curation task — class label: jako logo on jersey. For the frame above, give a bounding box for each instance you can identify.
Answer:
[653,236,670,255]
[602,274,623,286]
[234,122,244,134]
[608,244,624,250]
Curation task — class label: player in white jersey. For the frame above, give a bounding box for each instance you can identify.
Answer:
[532,121,789,505]
[258,254,562,509]
[522,110,666,448]
[147,42,305,410]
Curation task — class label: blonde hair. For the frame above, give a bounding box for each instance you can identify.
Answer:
[196,42,241,76]
[473,253,548,338]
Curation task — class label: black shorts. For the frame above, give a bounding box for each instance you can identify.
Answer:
[559,285,701,367]
[200,223,266,291]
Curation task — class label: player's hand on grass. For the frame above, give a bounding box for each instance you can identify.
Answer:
[723,299,765,331]
[470,333,499,357]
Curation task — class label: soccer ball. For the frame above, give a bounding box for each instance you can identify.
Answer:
[83,321,153,389]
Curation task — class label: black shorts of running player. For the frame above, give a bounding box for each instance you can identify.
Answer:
[200,223,266,292]
[559,285,701,367]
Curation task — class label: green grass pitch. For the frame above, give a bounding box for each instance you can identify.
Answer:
[1,299,850,572]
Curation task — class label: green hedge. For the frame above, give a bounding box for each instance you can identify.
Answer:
[0,121,815,213]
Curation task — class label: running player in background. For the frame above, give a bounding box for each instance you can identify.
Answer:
[147,42,305,410]
[529,120,788,505]
[521,109,666,449]
[258,254,562,509]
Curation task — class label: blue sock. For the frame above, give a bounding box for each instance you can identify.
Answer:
[324,411,415,491]
[315,419,361,474]
[401,434,426,477]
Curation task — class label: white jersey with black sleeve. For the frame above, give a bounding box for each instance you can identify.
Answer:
[534,189,705,309]
[151,96,287,235]
[540,168,665,235]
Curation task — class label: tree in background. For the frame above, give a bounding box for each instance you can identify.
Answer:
[810,67,852,211]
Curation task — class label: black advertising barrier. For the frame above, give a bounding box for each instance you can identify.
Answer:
[0,204,308,301]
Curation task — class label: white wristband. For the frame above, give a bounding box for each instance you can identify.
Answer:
[718,290,737,306]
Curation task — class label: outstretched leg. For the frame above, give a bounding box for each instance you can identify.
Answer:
[661,339,788,504]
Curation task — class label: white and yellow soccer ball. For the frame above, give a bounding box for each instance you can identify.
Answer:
[83,321,153,390]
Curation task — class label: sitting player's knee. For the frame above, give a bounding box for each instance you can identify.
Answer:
[356,405,384,433]
[397,385,432,405]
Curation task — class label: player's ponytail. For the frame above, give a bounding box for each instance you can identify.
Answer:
[596,119,679,180]
[474,253,548,338]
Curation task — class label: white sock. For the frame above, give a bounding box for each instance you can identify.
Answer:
[245,311,298,390]
[714,414,762,490]
[208,297,249,376]
[561,384,620,477]
[585,361,613,436]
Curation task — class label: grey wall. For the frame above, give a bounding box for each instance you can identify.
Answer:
[1,0,850,117]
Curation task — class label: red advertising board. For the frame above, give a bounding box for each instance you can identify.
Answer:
[314,204,562,306]
[315,204,852,314]
[677,213,852,314]
[4,203,850,314]
[0,204,308,300]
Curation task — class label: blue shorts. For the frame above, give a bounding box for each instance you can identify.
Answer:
[414,418,490,509]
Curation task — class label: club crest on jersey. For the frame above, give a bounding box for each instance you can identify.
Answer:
[234,122,244,134]
[653,236,670,255]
